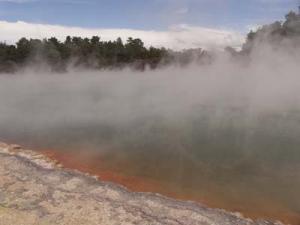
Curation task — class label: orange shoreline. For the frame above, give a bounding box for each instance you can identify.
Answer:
[41,149,300,225]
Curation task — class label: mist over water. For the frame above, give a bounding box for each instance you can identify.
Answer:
[1,45,300,223]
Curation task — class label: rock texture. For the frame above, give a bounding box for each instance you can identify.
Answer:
[0,142,284,225]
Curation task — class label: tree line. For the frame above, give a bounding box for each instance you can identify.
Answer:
[1,10,300,73]
[242,11,300,53]
[226,10,300,58]
[0,36,167,72]
[0,36,209,73]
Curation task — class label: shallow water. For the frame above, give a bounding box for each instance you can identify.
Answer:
[2,109,300,224]
[0,71,300,224]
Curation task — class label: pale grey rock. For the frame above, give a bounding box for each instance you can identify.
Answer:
[0,142,284,225]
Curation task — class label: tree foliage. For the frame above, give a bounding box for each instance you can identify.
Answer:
[0,36,175,73]
[242,11,300,53]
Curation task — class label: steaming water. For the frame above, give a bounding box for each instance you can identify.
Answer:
[0,60,300,223]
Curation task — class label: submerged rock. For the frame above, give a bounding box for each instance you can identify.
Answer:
[0,142,284,225]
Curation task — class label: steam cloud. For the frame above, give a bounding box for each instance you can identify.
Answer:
[0,40,300,215]
[0,42,300,156]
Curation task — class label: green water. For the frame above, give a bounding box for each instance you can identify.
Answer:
[1,107,300,223]
[0,73,300,223]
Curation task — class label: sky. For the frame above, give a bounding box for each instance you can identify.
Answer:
[0,0,299,49]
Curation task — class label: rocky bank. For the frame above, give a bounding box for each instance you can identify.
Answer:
[0,142,284,225]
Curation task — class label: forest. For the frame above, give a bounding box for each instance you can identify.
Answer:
[0,35,209,72]
[0,10,300,73]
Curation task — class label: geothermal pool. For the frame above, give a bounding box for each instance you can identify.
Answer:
[0,70,300,224]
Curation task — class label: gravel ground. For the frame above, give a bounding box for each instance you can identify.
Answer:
[0,142,284,225]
